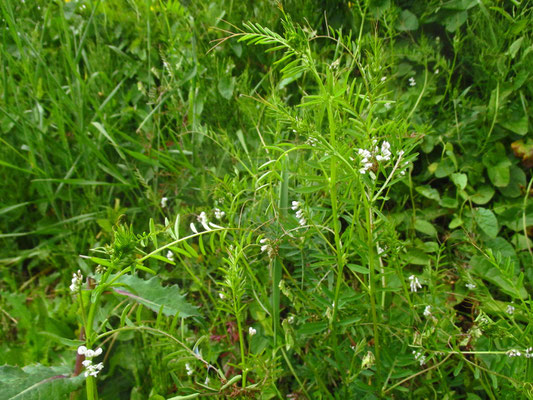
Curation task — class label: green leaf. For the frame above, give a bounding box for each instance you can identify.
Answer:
[396,10,419,31]
[435,158,455,178]
[474,208,499,238]
[470,185,495,205]
[470,255,527,299]
[443,10,468,32]
[0,365,85,400]
[415,185,440,202]
[218,76,235,100]
[451,173,467,190]
[508,37,524,59]
[113,275,199,318]
[414,219,437,237]
[482,144,511,187]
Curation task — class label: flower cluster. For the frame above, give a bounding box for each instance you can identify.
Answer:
[214,208,225,220]
[306,136,318,147]
[409,275,422,293]
[465,283,476,290]
[78,346,104,378]
[409,77,416,87]
[412,350,426,366]
[507,348,532,358]
[506,305,515,315]
[185,363,194,376]
[160,197,168,208]
[423,305,432,318]
[260,238,276,259]
[69,270,83,293]
[291,201,306,226]
[190,211,223,234]
[166,250,174,262]
[356,140,392,175]
[248,327,257,336]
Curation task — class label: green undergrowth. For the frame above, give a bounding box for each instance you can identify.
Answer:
[1,0,532,399]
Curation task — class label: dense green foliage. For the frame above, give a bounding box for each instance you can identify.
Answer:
[1,0,532,399]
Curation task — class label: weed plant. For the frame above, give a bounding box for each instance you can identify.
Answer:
[0,0,532,399]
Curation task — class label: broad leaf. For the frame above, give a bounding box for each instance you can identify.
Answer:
[474,208,499,238]
[0,364,85,400]
[113,275,199,318]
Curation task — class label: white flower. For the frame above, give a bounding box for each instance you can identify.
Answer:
[84,362,104,378]
[291,201,300,211]
[79,346,104,378]
[465,283,476,290]
[197,212,211,231]
[166,250,174,262]
[507,349,521,357]
[412,350,426,366]
[214,208,225,220]
[384,102,392,110]
[525,347,532,358]
[506,305,515,315]
[190,223,198,234]
[434,68,439,74]
[423,305,432,318]
[408,275,422,293]
[69,270,83,293]
[377,246,385,255]
[160,197,168,208]
[249,327,257,336]
[409,77,416,87]
[185,363,194,376]
[219,292,225,300]
[381,76,387,82]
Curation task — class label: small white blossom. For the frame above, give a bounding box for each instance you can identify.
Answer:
[409,77,416,87]
[197,212,211,231]
[185,363,194,376]
[78,346,104,378]
[69,270,83,293]
[160,197,168,208]
[190,223,198,234]
[166,250,174,262]
[384,102,391,110]
[507,349,521,357]
[219,292,225,300]
[249,327,257,336]
[381,76,387,82]
[506,305,515,315]
[409,275,422,293]
[84,362,104,378]
[525,347,532,358]
[466,283,476,290]
[291,201,300,211]
[434,68,439,74]
[423,305,432,318]
[412,350,426,366]
[214,208,225,220]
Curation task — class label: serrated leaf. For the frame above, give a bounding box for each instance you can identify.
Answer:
[113,275,199,318]
[0,365,85,400]
[474,208,499,238]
